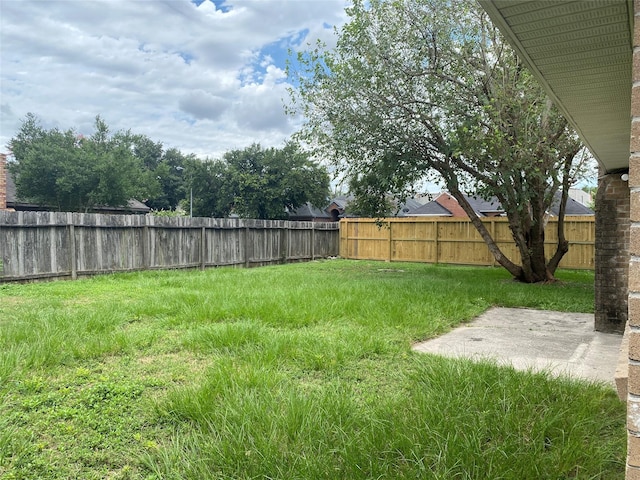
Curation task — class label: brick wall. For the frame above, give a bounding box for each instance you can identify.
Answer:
[628,1,640,476]
[0,153,6,210]
[595,171,629,333]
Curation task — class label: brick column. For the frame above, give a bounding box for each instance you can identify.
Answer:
[628,2,640,476]
[0,153,6,210]
[595,170,629,333]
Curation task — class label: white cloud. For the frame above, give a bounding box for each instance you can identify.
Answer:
[179,90,230,120]
[233,65,290,132]
[0,0,349,159]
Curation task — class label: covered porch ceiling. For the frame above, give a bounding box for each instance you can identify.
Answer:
[478,0,633,173]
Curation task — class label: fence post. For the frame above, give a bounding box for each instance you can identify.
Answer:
[95,214,103,270]
[244,222,250,268]
[49,213,58,276]
[200,226,206,270]
[435,219,439,264]
[490,219,496,266]
[341,219,347,258]
[68,213,77,280]
[279,221,284,264]
[387,220,393,262]
[311,223,316,260]
[17,212,24,277]
[143,217,150,270]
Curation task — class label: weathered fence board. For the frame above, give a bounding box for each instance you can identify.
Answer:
[0,211,339,282]
[340,216,595,270]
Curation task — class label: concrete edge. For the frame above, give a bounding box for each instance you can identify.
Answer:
[615,322,630,402]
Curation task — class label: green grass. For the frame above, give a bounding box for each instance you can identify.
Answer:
[0,260,624,479]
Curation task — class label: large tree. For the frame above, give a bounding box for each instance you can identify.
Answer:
[223,143,329,220]
[9,114,158,212]
[288,0,587,283]
[182,156,231,218]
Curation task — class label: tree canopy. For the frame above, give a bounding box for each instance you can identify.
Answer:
[8,115,329,220]
[222,143,329,220]
[288,0,588,282]
[9,114,159,212]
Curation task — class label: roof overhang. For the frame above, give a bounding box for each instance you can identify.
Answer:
[478,0,634,173]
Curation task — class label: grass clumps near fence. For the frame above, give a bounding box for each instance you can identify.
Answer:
[0,260,624,479]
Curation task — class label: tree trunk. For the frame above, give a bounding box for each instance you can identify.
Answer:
[448,187,524,279]
[450,186,564,284]
[523,222,550,283]
[546,160,573,276]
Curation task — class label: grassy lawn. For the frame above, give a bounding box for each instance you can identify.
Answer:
[0,260,624,479]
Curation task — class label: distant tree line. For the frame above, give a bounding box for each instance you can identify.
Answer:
[7,114,329,219]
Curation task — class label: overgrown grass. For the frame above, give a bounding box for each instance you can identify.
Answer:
[0,260,623,479]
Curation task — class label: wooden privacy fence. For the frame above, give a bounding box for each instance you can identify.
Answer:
[340,216,595,270]
[0,211,339,282]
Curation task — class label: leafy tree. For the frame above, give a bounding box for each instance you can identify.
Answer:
[114,133,189,211]
[183,156,231,218]
[138,145,191,211]
[9,113,86,211]
[131,134,164,171]
[223,143,329,220]
[288,0,587,282]
[9,114,158,212]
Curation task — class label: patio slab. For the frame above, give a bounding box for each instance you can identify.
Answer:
[412,307,623,386]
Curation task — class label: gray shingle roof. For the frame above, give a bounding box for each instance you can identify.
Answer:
[465,195,504,216]
[396,198,424,216]
[288,202,331,220]
[550,194,593,216]
[404,192,594,217]
[407,201,452,216]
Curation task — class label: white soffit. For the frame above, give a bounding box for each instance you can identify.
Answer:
[479,0,633,172]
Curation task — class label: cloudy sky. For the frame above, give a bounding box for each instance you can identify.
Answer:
[0,0,349,159]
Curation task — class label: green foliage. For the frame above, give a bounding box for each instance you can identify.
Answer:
[223,142,330,219]
[0,262,623,479]
[183,156,231,218]
[143,146,194,211]
[150,208,187,217]
[288,0,589,282]
[8,115,329,219]
[8,114,159,212]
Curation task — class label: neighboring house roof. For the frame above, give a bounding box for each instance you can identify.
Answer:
[550,194,594,216]
[326,195,355,220]
[288,202,332,221]
[467,193,594,217]
[324,195,424,219]
[396,198,423,216]
[407,193,503,218]
[465,195,505,216]
[121,198,151,214]
[328,195,353,210]
[5,170,150,214]
[434,192,469,217]
[405,191,593,218]
[408,200,452,217]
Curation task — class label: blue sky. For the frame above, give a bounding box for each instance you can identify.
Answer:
[0,0,348,159]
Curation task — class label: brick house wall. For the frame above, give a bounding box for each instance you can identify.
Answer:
[628,1,640,476]
[595,171,629,333]
[0,153,7,210]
